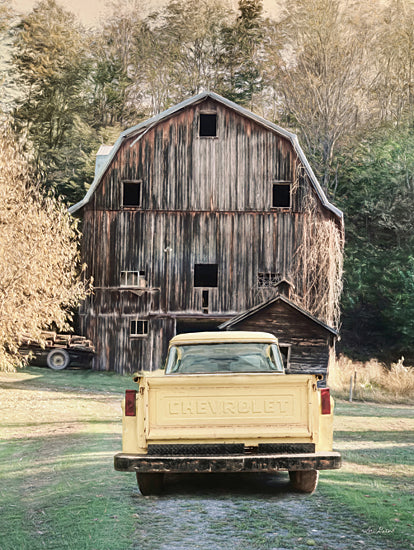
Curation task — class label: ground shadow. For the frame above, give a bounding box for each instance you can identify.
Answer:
[157,471,300,499]
[335,429,414,444]
[0,366,132,395]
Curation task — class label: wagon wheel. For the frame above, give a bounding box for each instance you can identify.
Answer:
[136,472,164,496]
[289,470,319,493]
[46,349,71,370]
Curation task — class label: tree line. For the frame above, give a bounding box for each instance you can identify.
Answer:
[1,0,414,362]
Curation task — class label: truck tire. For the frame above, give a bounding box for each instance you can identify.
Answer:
[136,473,164,495]
[46,349,70,370]
[289,470,319,493]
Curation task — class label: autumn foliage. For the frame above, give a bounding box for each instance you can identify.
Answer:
[0,124,88,370]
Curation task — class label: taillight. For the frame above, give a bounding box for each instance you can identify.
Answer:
[320,388,331,415]
[125,390,137,416]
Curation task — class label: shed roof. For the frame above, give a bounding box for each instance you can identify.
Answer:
[69,91,343,219]
[218,294,339,336]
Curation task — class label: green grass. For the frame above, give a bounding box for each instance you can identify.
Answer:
[0,366,137,550]
[0,437,134,550]
[13,365,136,394]
[0,368,413,549]
[318,400,414,548]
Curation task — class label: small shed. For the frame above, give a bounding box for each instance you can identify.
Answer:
[219,293,338,384]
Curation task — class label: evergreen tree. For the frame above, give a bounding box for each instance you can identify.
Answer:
[337,123,414,358]
[12,0,92,203]
[138,0,231,113]
[217,0,265,106]
[90,1,144,127]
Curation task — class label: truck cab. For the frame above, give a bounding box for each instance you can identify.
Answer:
[114,332,341,495]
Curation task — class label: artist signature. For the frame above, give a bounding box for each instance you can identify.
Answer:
[363,527,395,535]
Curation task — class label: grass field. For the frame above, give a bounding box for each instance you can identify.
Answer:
[0,367,136,550]
[319,400,414,547]
[0,367,413,549]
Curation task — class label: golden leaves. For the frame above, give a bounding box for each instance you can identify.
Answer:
[0,123,89,370]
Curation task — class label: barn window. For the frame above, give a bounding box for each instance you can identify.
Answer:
[122,180,142,207]
[121,271,146,288]
[194,264,218,287]
[257,272,281,287]
[130,319,149,337]
[202,290,209,313]
[272,183,291,208]
[279,344,291,368]
[199,113,217,137]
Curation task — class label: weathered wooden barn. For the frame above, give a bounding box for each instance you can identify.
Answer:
[69,91,343,375]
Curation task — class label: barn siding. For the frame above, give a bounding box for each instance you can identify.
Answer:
[93,101,297,213]
[81,210,300,313]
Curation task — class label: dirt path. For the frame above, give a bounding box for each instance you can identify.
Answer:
[129,473,398,550]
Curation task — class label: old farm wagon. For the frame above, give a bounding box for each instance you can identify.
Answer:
[69,92,343,376]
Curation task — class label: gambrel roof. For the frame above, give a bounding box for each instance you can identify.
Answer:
[69,91,343,219]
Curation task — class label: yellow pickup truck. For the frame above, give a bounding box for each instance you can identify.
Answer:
[114,331,341,495]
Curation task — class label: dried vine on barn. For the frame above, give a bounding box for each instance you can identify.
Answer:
[290,166,343,328]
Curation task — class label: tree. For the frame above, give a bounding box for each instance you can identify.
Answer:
[268,0,369,192]
[369,0,414,124]
[89,0,144,127]
[12,0,92,203]
[0,123,89,371]
[217,0,265,107]
[336,123,414,357]
[0,0,16,114]
[137,0,232,113]
[0,0,10,27]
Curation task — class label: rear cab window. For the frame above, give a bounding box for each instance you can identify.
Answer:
[165,342,285,374]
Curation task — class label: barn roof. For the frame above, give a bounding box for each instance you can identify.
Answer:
[218,294,339,336]
[69,91,343,219]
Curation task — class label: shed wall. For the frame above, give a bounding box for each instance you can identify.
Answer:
[224,301,332,378]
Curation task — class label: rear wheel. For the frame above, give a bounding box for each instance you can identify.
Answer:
[136,472,164,496]
[289,470,319,493]
[47,349,70,370]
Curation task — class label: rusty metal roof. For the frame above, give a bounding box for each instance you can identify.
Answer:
[69,91,343,220]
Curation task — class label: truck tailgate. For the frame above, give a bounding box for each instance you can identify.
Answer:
[139,373,319,446]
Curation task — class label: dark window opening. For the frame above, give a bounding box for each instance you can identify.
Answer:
[130,319,148,336]
[202,290,209,313]
[199,113,217,137]
[257,272,281,287]
[176,319,219,334]
[194,264,218,287]
[123,181,142,207]
[272,183,291,208]
[279,344,291,368]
